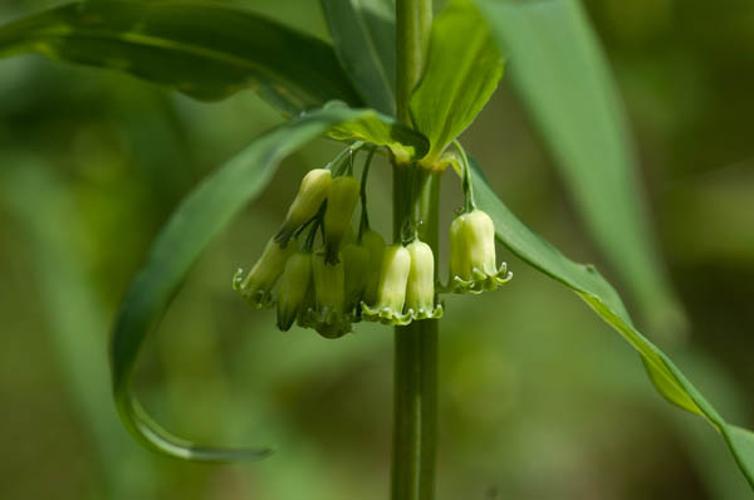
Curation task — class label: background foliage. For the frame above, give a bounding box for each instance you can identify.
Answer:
[0,0,753,498]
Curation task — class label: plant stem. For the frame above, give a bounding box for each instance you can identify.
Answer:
[393,1,435,498]
[391,169,439,500]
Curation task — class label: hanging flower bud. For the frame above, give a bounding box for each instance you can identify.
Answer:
[361,229,386,305]
[276,251,312,331]
[276,168,331,244]
[306,253,352,338]
[233,238,294,308]
[342,243,369,312]
[447,209,512,294]
[324,175,360,263]
[405,239,443,320]
[362,244,412,325]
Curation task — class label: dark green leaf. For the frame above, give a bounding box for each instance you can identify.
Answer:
[110,106,387,461]
[321,0,396,114]
[476,0,685,336]
[0,1,361,114]
[471,158,754,489]
[410,0,503,167]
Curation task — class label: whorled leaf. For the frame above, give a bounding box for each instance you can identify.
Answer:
[476,0,685,337]
[110,105,400,461]
[0,1,361,114]
[320,0,396,115]
[410,0,503,167]
[471,158,754,490]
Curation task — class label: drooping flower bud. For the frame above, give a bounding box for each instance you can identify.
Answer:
[324,175,360,263]
[362,244,412,325]
[447,209,512,294]
[276,168,331,244]
[307,253,351,338]
[342,243,369,311]
[233,237,294,308]
[405,239,443,320]
[276,251,312,331]
[361,229,386,305]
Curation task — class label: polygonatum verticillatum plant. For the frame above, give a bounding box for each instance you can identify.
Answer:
[233,143,508,337]
[1,0,753,495]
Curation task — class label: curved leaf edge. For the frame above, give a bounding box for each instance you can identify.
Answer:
[471,158,754,489]
[0,1,363,114]
[110,105,404,462]
[475,0,687,340]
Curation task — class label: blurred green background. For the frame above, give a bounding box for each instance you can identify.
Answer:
[1,0,753,499]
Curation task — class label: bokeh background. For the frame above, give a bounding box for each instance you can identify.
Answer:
[1,0,753,499]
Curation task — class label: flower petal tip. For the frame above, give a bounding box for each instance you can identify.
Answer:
[361,302,443,325]
[443,263,513,295]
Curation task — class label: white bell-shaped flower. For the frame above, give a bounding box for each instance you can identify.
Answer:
[447,209,512,294]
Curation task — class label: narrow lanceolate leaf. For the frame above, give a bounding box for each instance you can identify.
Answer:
[0,1,361,114]
[476,0,685,337]
[410,0,503,167]
[110,106,389,462]
[320,0,396,115]
[327,107,429,163]
[471,159,754,490]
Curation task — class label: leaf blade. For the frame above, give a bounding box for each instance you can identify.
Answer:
[471,159,754,489]
[320,0,396,114]
[110,105,387,461]
[0,1,361,114]
[410,0,503,166]
[328,107,429,162]
[476,0,685,336]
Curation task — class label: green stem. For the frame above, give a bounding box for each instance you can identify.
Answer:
[392,321,438,500]
[393,2,435,497]
[392,169,440,500]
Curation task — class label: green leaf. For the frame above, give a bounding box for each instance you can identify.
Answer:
[110,105,387,462]
[320,0,396,115]
[327,106,429,162]
[471,158,754,489]
[476,0,685,337]
[410,0,503,167]
[0,1,361,114]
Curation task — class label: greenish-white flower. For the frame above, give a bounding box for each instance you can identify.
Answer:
[362,244,412,325]
[302,253,352,338]
[361,229,386,305]
[447,209,512,294]
[342,242,369,311]
[324,175,360,263]
[233,238,294,308]
[276,168,331,244]
[405,239,443,320]
[276,251,312,331]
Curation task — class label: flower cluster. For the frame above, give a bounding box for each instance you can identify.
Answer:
[234,166,367,338]
[235,146,511,338]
